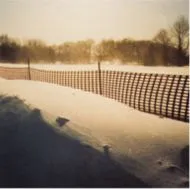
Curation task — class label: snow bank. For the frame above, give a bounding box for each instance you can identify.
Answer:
[0,78,189,187]
[0,62,189,75]
[0,95,149,187]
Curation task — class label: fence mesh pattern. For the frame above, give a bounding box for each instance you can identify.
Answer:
[0,66,189,122]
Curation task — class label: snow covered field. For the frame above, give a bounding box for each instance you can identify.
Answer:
[0,77,189,187]
[0,62,189,75]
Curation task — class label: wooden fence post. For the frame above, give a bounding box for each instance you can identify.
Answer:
[27,57,31,80]
[98,61,102,95]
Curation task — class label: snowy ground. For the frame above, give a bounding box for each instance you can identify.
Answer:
[0,62,189,75]
[0,78,188,187]
[0,95,148,187]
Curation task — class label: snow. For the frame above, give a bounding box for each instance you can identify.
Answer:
[0,78,188,187]
[0,62,189,75]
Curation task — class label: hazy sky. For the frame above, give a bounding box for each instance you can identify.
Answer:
[0,0,189,44]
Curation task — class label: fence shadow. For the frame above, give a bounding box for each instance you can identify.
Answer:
[0,95,149,188]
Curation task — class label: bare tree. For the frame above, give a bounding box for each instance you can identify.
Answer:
[171,15,189,65]
[153,29,171,66]
[153,29,170,45]
[92,42,106,62]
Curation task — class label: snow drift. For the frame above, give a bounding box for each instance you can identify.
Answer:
[0,78,189,187]
[0,95,148,187]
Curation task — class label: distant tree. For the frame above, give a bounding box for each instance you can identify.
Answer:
[75,39,94,63]
[56,39,94,64]
[171,15,189,66]
[25,39,48,62]
[115,38,136,63]
[47,46,56,63]
[153,29,170,45]
[0,34,9,44]
[93,40,117,62]
[92,42,106,62]
[0,34,21,63]
[143,42,156,66]
[0,25,188,66]
[153,29,171,66]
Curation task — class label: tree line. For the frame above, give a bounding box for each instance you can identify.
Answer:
[0,15,188,66]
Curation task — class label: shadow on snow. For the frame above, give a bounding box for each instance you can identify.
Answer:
[0,95,149,188]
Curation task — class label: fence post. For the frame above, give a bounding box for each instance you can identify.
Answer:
[27,57,31,80]
[98,61,102,95]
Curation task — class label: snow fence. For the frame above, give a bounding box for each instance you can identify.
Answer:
[0,66,189,122]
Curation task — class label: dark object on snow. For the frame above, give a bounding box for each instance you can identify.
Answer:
[56,117,69,127]
[157,160,163,165]
[103,145,111,158]
[180,145,189,170]
[33,108,41,115]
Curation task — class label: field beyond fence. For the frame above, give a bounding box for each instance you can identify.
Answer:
[0,66,189,122]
